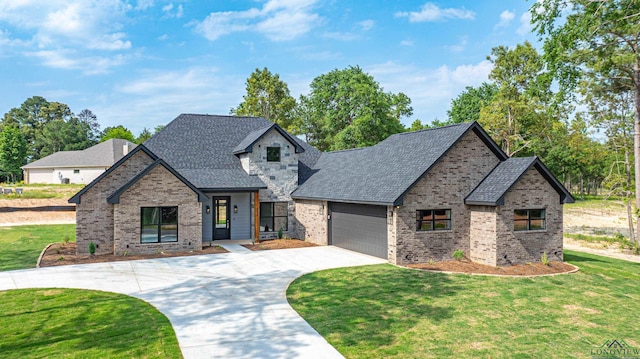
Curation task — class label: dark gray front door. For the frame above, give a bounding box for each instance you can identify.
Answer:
[329,202,388,259]
[213,197,231,240]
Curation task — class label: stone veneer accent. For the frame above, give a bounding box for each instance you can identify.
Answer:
[113,165,202,255]
[295,199,328,244]
[393,130,501,265]
[239,129,299,239]
[75,150,155,255]
[494,167,563,265]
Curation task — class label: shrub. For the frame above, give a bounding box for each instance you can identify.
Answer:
[278,228,283,239]
[88,242,96,255]
[452,249,464,261]
[63,235,70,246]
[541,252,549,266]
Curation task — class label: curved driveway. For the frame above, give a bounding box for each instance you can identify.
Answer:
[0,245,385,359]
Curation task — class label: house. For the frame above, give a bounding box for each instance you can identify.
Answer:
[69,114,573,266]
[22,139,137,184]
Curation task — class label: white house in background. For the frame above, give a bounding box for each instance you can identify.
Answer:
[21,139,137,184]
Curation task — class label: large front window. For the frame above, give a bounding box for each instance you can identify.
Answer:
[141,207,178,243]
[260,202,288,232]
[514,209,546,231]
[416,209,451,231]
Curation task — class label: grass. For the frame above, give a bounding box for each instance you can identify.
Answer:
[564,195,627,211]
[565,233,637,251]
[0,183,84,199]
[0,224,75,271]
[0,288,182,358]
[287,250,640,358]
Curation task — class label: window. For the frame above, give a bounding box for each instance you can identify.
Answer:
[141,207,178,243]
[260,202,288,232]
[514,209,546,231]
[416,209,451,231]
[267,146,281,162]
[73,169,80,174]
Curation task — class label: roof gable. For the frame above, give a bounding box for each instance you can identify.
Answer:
[232,124,305,155]
[107,159,207,204]
[292,121,507,206]
[68,145,158,204]
[465,156,574,205]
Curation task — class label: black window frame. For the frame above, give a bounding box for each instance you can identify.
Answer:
[259,202,288,232]
[416,209,451,231]
[514,209,546,231]
[73,169,80,174]
[140,206,179,243]
[267,146,281,162]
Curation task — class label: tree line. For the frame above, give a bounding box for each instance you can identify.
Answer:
[0,96,161,182]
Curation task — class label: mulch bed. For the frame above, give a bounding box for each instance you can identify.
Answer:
[242,239,318,251]
[39,242,228,268]
[407,259,577,276]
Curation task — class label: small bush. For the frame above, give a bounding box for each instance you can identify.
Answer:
[452,250,464,261]
[62,235,70,246]
[88,242,96,255]
[278,228,283,239]
[541,252,549,266]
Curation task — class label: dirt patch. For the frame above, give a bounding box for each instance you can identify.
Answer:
[39,242,227,268]
[407,259,577,276]
[242,239,318,251]
[0,198,75,226]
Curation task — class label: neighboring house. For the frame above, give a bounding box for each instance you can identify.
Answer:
[69,114,573,266]
[22,139,137,184]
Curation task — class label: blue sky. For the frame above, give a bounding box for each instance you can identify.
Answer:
[0,1,538,135]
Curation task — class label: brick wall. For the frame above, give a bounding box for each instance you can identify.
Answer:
[113,165,202,255]
[469,206,498,266]
[495,167,563,265]
[295,199,328,244]
[394,130,501,265]
[75,150,155,255]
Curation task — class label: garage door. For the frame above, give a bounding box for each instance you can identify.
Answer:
[329,202,388,259]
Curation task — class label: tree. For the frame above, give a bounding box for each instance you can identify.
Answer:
[231,67,298,132]
[532,0,640,242]
[76,109,101,143]
[298,66,413,151]
[37,118,95,157]
[407,119,430,132]
[0,126,27,183]
[479,42,554,156]
[100,126,135,143]
[136,128,152,144]
[447,82,498,124]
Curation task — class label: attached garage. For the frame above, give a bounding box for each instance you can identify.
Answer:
[329,202,388,259]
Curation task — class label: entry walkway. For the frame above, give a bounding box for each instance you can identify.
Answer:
[0,246,386,358]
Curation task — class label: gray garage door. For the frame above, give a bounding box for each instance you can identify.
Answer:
[329,202,388,259]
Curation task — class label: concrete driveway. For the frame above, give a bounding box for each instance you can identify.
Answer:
[0,245,386,358]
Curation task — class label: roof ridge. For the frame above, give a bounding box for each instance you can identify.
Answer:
[180,113,267,120]
[326,147,369,154]
[397,121,474,136]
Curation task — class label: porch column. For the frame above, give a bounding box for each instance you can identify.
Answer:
[254,192,260,240]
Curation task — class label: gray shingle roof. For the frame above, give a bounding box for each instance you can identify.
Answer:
[465,157,536,205]
[22,139,137,168]
[143,114,320,190]
[465,156,575,205]
[291,122,506,205]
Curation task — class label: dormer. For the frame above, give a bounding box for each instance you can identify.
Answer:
[233,124,304,176]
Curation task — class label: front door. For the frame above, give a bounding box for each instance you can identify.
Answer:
[213,196,231,240]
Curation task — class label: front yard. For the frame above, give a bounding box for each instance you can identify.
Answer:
[0,224,75,271]
[288,250,640,358]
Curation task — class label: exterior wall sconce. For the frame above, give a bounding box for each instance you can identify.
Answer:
[234,205,238,213]
[206,205,210,214]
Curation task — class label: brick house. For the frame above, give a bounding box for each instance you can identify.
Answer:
[69,114,573,266]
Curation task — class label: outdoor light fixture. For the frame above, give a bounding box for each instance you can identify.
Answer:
[206,205,210,214]
[234,205,238,213]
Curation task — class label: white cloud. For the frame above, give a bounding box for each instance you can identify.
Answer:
[396,2,475,22]
[26,49,128,74]
[517,11,532,35]
[358,19,374,31]
[162,3,183,19]
[444,36,468,52]
[496,10,515,28]
[366,60,493,123]
[323,31,357,41]
[400,40,414,47]
[195,0,321,42]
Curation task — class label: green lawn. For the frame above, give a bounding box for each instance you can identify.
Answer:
[288,250,640,358]
[0,288,182,358]
[0,224,75,271]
